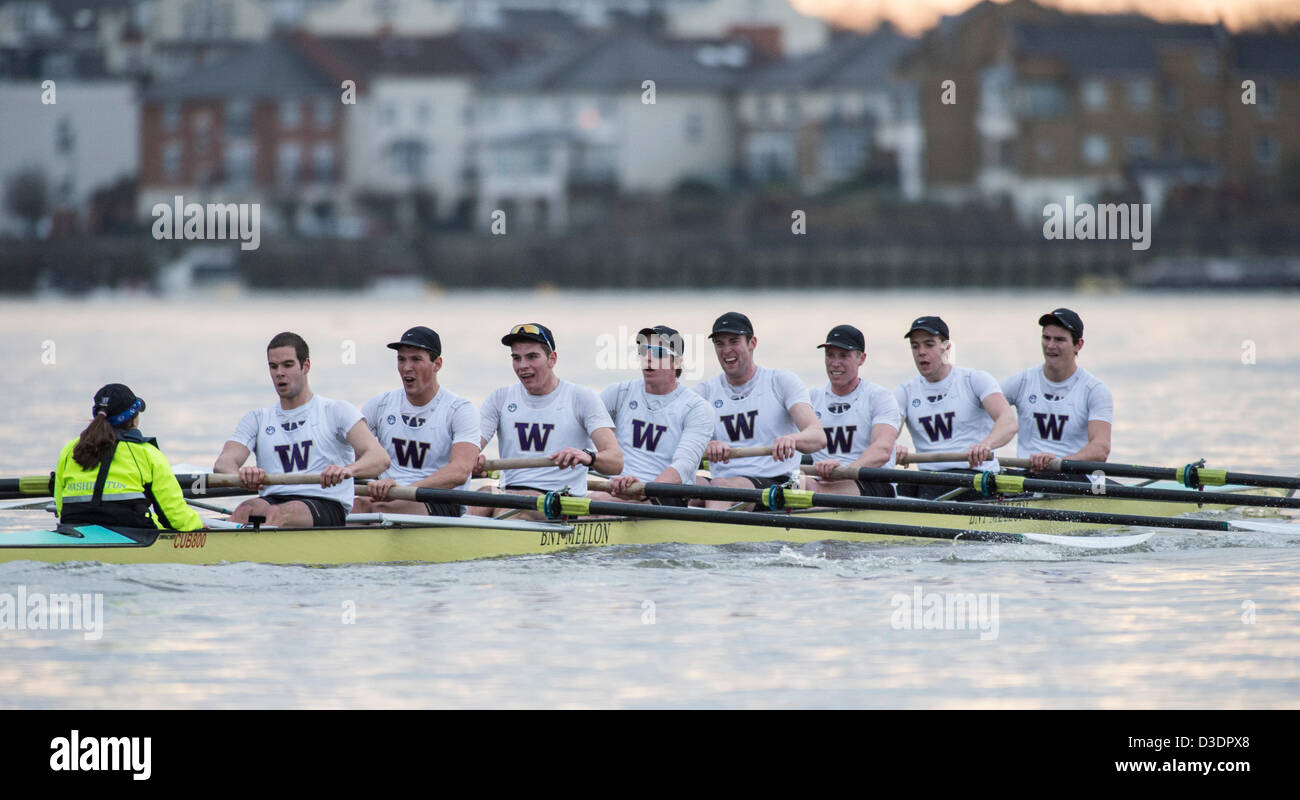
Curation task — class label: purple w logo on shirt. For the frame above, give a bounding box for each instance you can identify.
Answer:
[1033,413,1069,440]
[824,425,857,455]
[392,438,431,468]
[720,410,757,442]
[274,441,313,472]
[514,422,555,451]
[918,412,955,442]
[631,419,668,452]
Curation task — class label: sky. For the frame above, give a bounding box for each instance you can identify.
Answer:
[790,0,1300,34]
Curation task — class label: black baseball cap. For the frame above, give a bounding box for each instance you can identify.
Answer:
[637,325,685,356]
[904,316,949,339]
[92,383,145,427]
[501,322,556,351]
[709,311,754,339]
[817,324,865,352]
[1038,308,1084,338]
[388,326,442,357]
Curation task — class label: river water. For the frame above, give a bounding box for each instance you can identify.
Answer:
[1,288,1298,708]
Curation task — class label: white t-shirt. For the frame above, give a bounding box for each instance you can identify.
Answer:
[361,387,480,490]
[810,380,900,467]
[894,367,1002,471]
[1002,365,1113,458]
[601,379,713,483]
[693,366,812,480]
[480,380,614,495]
[229,395,362,508]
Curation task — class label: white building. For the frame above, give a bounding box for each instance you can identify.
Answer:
[474,27,736,232]
[0,80,138,236]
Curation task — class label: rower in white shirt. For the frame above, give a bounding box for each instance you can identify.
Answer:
[213,332,390,527]
[803,325,900,498]
[352,326,481,519]
[590,325,713,507]
[694,312,825,511]
[894,316,1017,500]
[470,322,622,518]
[1001,308,1113,474]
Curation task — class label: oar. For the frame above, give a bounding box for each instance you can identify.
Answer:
[589,479,1298,536]
[2,474,253,501]
[362,485,1153,549]
[901,451,1300,492]
[481,446,776,472]
[806,465,1300,510]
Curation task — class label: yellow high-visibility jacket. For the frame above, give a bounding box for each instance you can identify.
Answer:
[54,430,202,531]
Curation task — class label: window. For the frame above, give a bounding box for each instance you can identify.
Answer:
[685,111,703,144]
[55,117,75,154]
[381,102,397,126]
[280,100,301,130]
[163,141,182,181]
[226,99,251,136]
[1198,107,1222,133]
[745,132,796,182]
[1257,80,1276,120]
[1125,136,1152,160]
[415,102,430,125]
[277,142,301,185]
[756,95,772,125]
[821,129,866,181]
[1082,134,1109,166]
[1198,53,1220,77]
[389,140,427,178]
[1081,79,1108,112]
[163,102,181,133]
[224,141,252,187]
[1255,135,1278,167]
[313,143,335,182]
[314,99,335,129]
[1020,83,1067,118]
[1126,79,1152,111]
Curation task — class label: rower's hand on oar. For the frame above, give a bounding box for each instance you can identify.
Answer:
[550,447,592,469]
[894,445,911,468]
[967,444,993,468]
[368,477,397,501]
[238,466,267,490]
[1028,452,1056,472]
[320,464,353,487]
[704,440,732,464]
[609,475,645,500]
[771,435,798,461]
[814,459,843,480]
[472,452,489,477]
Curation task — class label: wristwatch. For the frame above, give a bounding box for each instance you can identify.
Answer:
[582,449,597,467]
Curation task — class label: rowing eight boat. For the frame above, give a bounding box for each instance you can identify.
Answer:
[0,480,1289,566]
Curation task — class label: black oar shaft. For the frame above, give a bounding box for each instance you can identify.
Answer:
[1051,459,1300,491]
[849,467,1300,510]
[635,482,1233,533]
[407,487,1020,543]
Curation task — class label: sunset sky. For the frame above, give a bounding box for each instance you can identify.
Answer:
[790,0,1300,34]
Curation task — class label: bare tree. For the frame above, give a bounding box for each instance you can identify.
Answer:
[4,168,49,237]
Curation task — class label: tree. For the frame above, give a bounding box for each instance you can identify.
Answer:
[4,167,49,237]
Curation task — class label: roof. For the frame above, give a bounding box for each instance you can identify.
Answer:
[144,37,336,100]
[296,33,516,82]
[746,27,915,90]
[1233,34,1300,74]
[1010,19,1223,75]
[483,28,737,93]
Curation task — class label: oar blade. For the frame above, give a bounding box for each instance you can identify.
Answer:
[1226,519,1300,536]
[1020,530,1156,549]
